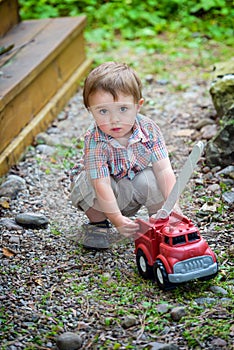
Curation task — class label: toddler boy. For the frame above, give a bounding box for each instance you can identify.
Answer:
[70,61,180,249]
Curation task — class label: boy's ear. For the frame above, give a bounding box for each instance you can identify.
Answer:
[137,98,144,111]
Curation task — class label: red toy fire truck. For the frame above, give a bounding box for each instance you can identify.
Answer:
[134,142,218,290]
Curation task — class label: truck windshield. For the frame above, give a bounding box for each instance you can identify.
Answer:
[188,232,200,241]
[172,235,186,245]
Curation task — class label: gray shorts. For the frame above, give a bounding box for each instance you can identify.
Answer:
[70,167,164,217]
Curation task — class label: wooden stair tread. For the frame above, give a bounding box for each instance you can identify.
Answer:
[0,16,86,110]
[0,18,52,68]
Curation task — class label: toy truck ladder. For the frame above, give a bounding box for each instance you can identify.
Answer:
[155,141,204,220]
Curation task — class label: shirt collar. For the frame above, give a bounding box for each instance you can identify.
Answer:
[130,115,149,144]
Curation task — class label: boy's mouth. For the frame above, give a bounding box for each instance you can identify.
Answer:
[111,127,122,132]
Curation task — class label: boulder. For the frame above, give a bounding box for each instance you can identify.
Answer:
[210,75,234,117]
[206,59,234,167]
[205,118,234,167]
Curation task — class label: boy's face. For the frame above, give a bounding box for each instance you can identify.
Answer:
[88,90,143,139]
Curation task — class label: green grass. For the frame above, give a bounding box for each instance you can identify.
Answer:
[49,254,233,348]
[1,241,233,349]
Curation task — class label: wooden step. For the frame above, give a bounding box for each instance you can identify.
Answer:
[0,16,92,176]
[0,0,19,36]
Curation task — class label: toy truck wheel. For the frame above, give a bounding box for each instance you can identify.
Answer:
[153,259,176,291]
[136,249,154,279]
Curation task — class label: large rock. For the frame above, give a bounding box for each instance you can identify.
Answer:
[210,60,234,117]
[206,59,234,167]
[206,117,234,167]
[210,76,234,117]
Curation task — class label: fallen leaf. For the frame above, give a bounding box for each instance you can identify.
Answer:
[200,202,217,212]
[76,321,90,330]
[0,199,10,209]
[34,278,43,286]
[173,129,194,137]
[50,157,57,163]
[3,247,15,257]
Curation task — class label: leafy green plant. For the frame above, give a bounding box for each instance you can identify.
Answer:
[19,0,234,47]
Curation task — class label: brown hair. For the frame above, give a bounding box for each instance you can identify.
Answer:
[83,61,142,107]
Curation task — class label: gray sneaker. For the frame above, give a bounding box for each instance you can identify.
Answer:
[82,224,110,249]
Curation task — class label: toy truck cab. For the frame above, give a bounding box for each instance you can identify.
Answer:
[135,212,218,290]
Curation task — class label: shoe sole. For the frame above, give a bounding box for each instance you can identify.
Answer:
[82,243,110,250]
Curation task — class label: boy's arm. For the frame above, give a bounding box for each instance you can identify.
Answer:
[91,177,121,225]
[91,177,139,233]
[152,157,182,214]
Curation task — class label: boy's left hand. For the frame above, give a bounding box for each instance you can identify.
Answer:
[116,216,140,238]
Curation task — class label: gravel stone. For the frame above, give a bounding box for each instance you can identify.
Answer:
[216,165,234,176]
[200,124,217,139]
[15,212,49,228]
[36,144,56,155]
[222,191,234,205]
[210,337,227,347]
[8,235,21,244]
[170,306,187,321]
[194,118,214,130]
[210,285,228,295]
[195,297,217,305]
[121,315,137,328]
[156,303,171,314]
[146,342,179,350]
[56,332,83,350]
[0,218,23,231]
[0,175,26,199]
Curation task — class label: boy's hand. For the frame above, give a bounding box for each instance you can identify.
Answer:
[115,216,139,238]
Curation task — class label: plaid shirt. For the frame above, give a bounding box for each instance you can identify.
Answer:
[71,114,168,181]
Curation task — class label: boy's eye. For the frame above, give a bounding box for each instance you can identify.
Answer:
[120,106,128,112]
[99,109,108,115]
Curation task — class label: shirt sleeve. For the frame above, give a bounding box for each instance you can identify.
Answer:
[84,136,110,179]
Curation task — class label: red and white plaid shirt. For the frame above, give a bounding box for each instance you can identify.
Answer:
[71,114,168,181]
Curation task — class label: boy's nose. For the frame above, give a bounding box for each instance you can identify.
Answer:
[110,112,120,123]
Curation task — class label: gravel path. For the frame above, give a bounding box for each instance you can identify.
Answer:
[0,51,233,350]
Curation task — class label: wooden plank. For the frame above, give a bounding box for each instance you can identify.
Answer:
[0,0,19,36]
[0,31,86,153]
[0,58,92,176]
[0,19,51,67]
[0,18,51,50]
[0,16,87,110]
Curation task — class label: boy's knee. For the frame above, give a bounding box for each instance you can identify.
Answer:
[70,171,96,210]
[133,168,164,205]
[133,168,156,195]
